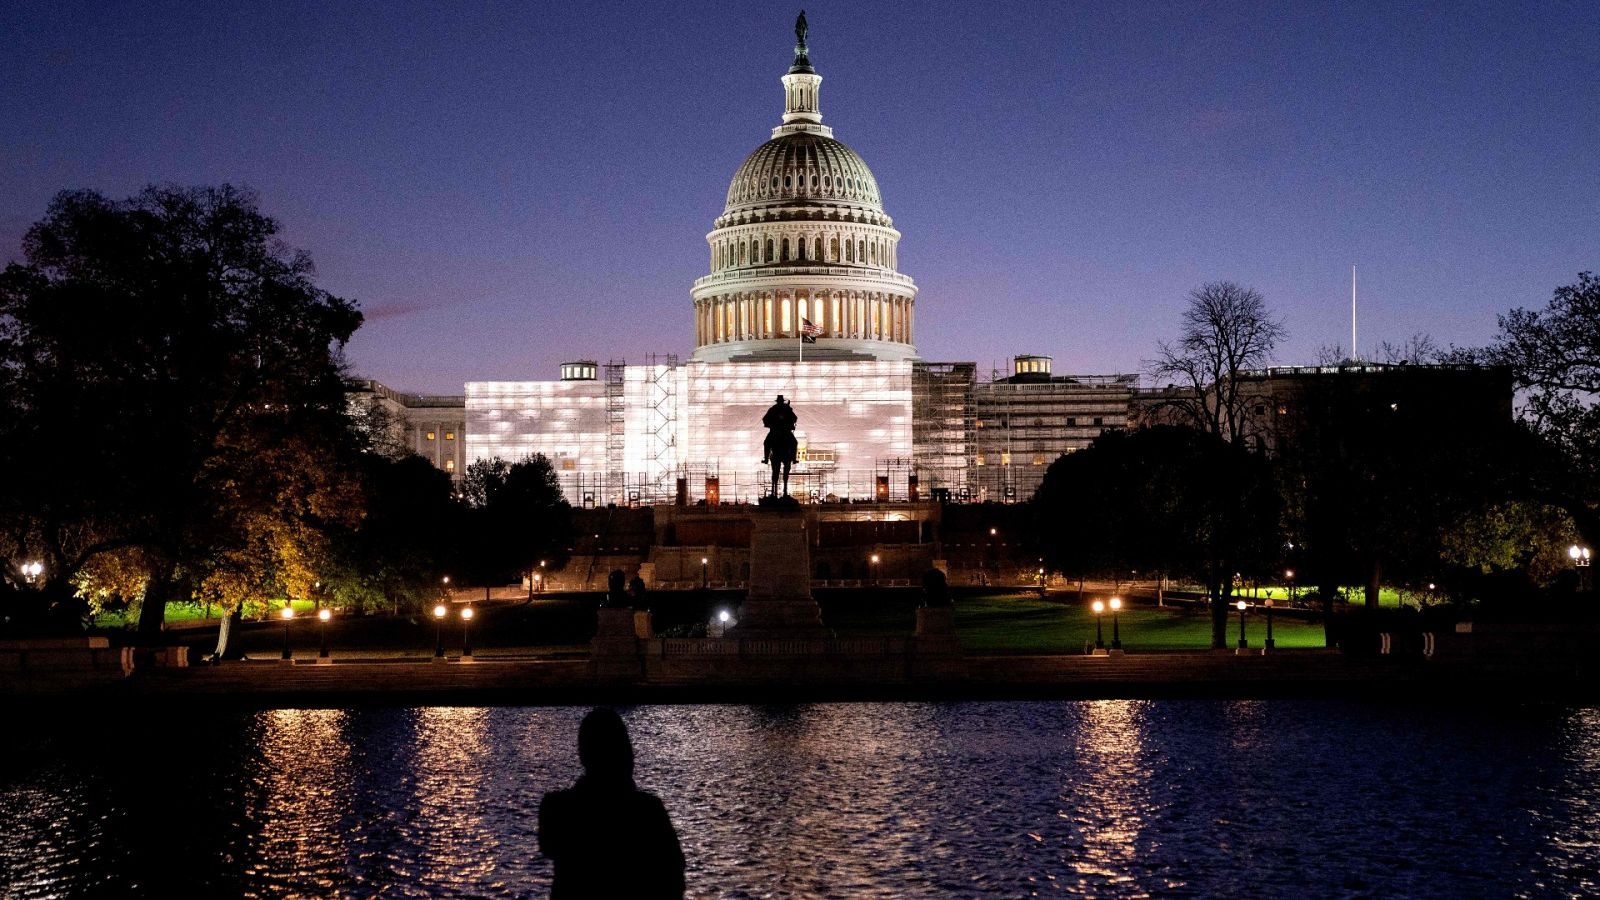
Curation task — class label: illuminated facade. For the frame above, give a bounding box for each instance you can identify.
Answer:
[349,379,466,479]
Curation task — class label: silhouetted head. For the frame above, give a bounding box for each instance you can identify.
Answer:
[776,394,785,403]
[578,707,634,780]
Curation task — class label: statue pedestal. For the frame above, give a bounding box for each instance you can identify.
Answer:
[591,607,642,681]
[912,606,966,679]
[733,508,828,639]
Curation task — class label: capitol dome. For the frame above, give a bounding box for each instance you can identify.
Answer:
[723,132,883,215]
[691,15,917,364]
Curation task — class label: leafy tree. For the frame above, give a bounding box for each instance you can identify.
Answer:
[1440,500,1578,588]
[1035,426,1282,647]
[458,455,572,600]
[1488,272,1600,549]
[1150,282,1287,444]
[322,454,458,618]
[1274,368,1518,609]
[0,185,363,638]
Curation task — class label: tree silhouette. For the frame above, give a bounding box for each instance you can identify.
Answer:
[0,185,362,637]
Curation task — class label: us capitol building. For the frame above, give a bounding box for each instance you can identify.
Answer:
[359,18,1139,506]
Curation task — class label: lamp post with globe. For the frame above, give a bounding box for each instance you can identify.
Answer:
[433,603,448,658]
[317,608,332,659]
[279,605,294,660]
[1571,545,1592,593]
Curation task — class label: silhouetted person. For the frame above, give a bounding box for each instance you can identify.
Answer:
[539,708,685,899]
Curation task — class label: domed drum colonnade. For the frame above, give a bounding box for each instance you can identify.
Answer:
[694,282,915,345]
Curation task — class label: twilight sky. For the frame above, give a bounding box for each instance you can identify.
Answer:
[3,1,1596,394]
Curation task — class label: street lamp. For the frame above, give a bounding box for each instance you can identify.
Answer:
[1285,569,1295,605]
[1037,566,1046,594]
[532,572,542,595]
[539,559,547,593]
[1235,599,1249,649]
[461,606,474,658]
[1109,596,1123,650]
[318,608,331,659]
[1571,545,1592,593]
[716,608,732,637]
[21,561,43,585]
[870,553,880,586]
[280,605,294,660]
[701,556,709,589]
[1091,600,1105,650]
[1263,597,1275,649]
[433,603,448,658]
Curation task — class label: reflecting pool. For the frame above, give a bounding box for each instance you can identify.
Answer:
[3,701,1599,897]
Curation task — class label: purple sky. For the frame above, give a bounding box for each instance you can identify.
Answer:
[4,1,1597,394]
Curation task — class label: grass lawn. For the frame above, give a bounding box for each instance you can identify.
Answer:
[92,597,320,629]
[1179,583,1414,608]
[951,593,1327,654]
[100,589,1327,658]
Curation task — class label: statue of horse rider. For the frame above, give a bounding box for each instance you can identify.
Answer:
[761,394,798,498]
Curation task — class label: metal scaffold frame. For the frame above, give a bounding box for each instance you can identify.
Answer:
[647,353,679,499]
[604,359,626,504]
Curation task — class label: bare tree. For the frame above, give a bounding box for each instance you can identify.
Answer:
[1150,282,1287,445]
[1377,333,1442,365]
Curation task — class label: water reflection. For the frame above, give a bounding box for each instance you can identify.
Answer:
[1062,701,1149,891]
[410,707,498,892]
[246,709,353,893]
[6,701,1600,897]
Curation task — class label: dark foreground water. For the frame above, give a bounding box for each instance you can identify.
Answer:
[3,700,1599,898]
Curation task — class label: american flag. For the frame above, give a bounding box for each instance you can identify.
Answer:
[800,317,822,343]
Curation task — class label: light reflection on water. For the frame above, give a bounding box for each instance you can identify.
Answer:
[3,700,1600,897]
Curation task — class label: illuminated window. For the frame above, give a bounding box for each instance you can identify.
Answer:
[444,459,455,472]
[1278,405,1288,415]
[1032,453,1046,465]
[1000,451,1012,466]
[444,431,455,441]
[561,458,577,471]
[975,453,986,466]
[426,431,436,441]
